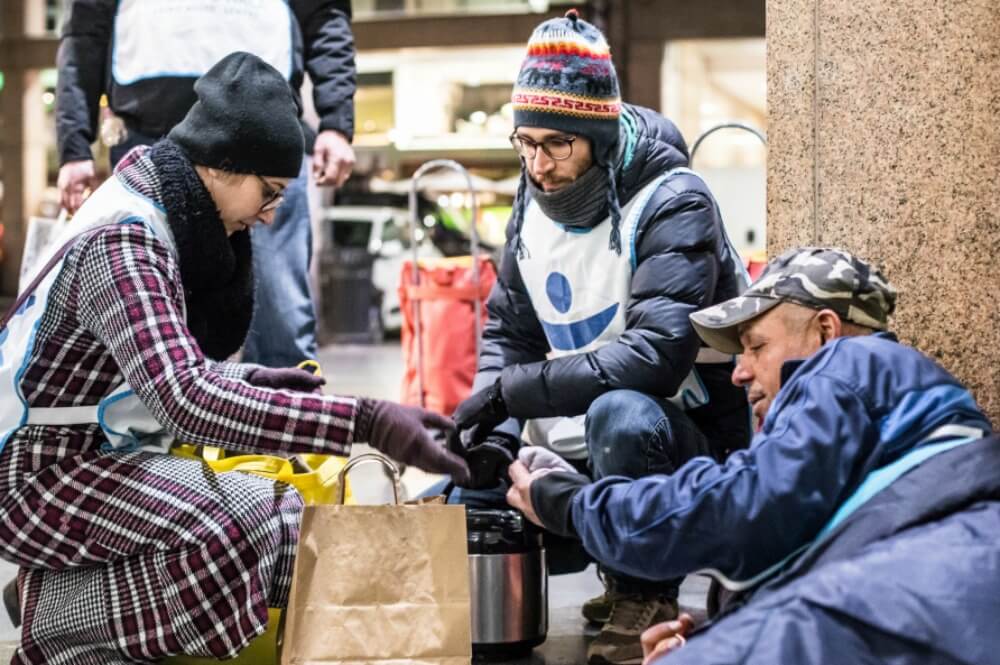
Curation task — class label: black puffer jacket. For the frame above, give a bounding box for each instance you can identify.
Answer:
[479,104,750,457]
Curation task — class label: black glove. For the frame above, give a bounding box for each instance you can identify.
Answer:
[453,432,520,490]
[356,398,470,485]
[245,366,326,393]
[452,378,509,449]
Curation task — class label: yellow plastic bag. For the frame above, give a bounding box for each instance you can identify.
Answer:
[170,444,352,505]
[164,447,351,665]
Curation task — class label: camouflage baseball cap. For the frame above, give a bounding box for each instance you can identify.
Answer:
[690,247,898,354]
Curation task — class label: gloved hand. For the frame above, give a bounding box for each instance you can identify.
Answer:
[357,398,470,484]
[451,378,508,449]
[455,432,521,490]
[518,446,577,474]
[245,366,326,393]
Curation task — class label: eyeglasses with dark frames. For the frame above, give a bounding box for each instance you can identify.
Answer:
[509,133,577,161]
[256,175,285,213]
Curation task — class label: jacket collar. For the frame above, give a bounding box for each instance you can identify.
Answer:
[778,331,899,389]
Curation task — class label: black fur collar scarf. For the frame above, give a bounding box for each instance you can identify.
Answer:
[146,139,254,360]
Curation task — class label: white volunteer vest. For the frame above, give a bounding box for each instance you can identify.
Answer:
[112,0,294,85]
[0,177,180,455]
[516,168,744,458]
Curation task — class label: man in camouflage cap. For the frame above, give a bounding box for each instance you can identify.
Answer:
[507,247,996,665]
[689,247,897,426]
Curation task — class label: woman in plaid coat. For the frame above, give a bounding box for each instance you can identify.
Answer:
[0,53,468,665]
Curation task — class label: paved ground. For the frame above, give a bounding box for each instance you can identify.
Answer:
[0,341,708,663]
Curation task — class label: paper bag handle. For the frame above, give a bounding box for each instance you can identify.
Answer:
[336,453,401,505]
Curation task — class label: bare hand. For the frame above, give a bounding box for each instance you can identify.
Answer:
[505,460,552,527]
[58,160,99,213]
[641,614,695,664]
[312,130,355,187]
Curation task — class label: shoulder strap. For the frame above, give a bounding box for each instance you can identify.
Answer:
[626,171,675,271]
[1,225,113,330]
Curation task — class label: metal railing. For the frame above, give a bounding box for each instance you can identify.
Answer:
[689,122,767,167]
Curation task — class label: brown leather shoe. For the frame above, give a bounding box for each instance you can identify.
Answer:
[587,594,679,665]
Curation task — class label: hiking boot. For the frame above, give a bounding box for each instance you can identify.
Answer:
[582,566,613,624]
[581,589,614,624]
[3,577,20,628]
[587,594,679,665]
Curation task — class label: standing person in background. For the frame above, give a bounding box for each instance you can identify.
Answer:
[55,0,357,367]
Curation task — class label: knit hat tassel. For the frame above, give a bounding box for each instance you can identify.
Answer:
[606,163,622,255]
[512,167,531,259]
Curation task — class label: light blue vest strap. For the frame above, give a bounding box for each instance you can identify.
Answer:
[818,428,983,538]
[627,172,673,271]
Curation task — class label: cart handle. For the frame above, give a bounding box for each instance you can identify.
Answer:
[408,160,483,408]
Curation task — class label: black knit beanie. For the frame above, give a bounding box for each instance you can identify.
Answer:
[169,51,303,177]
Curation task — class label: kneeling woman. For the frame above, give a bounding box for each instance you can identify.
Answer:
[0,52,467,665]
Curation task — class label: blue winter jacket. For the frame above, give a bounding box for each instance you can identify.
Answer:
[532,332,992,584]
[665,431,1000,664]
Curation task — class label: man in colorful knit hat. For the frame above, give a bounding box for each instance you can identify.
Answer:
[445,10,752,664]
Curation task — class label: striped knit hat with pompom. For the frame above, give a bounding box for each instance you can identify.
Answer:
[510,9,625,254]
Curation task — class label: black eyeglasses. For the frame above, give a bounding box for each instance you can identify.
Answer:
[509,133,577,161]
[256,175,285,213]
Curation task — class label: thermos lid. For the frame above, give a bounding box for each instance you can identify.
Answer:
[466,509,542,554]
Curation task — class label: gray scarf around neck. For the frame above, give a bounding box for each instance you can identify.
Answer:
[525,163,610,229]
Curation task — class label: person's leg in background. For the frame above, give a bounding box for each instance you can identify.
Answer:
[243,158,318,367]
[583,389,709,665]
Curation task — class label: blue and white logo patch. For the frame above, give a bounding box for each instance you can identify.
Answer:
[539,272,619,351]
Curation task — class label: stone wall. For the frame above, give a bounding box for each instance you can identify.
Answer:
[767,0,1000,424]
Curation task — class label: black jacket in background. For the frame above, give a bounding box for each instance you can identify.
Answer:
[56,0,356,165]
[480,104,751,458]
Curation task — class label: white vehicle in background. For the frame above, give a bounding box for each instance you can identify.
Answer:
[319,206,442,333]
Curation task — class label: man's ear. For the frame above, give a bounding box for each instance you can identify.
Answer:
[815,309,842,345]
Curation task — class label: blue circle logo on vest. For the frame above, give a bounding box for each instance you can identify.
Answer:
[541,271,618,351]
[546,272,573,314]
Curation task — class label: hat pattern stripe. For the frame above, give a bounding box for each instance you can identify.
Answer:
[512,89,621,119]
[526,42,611,59]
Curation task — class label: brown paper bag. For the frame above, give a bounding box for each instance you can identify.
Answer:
[281,453,471,665]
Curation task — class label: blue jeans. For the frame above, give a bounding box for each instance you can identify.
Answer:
[432,389,709,594]
[242,158,318,367]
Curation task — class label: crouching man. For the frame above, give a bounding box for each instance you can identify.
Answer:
[509,247,999,664]
[443,10,751,665]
